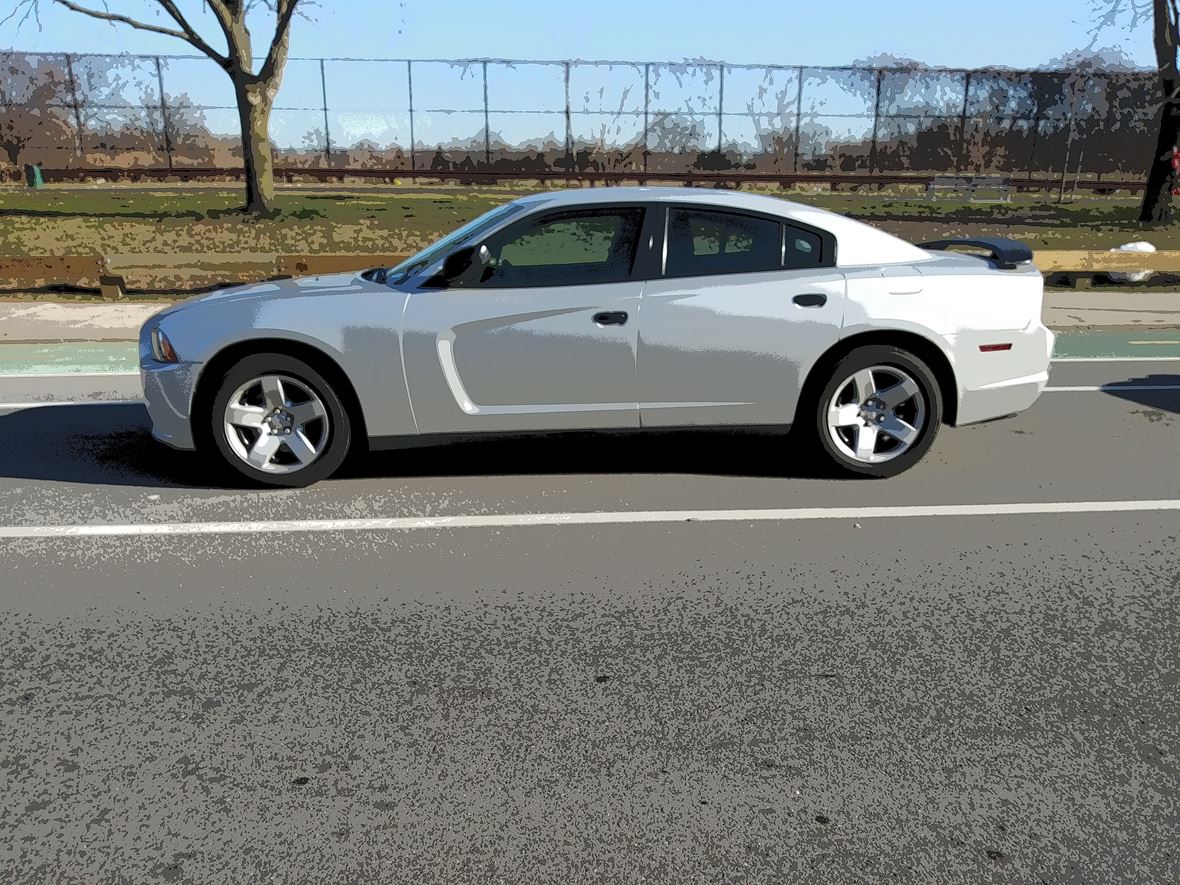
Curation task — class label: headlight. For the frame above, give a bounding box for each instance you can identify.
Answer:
[151,327,178,363]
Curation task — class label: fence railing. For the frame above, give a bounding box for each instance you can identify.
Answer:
[0,51,1159,180]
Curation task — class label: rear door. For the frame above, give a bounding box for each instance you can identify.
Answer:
[403,205,649,434]
[637,206,846,428]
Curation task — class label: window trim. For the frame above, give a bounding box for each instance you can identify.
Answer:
[474,204,649,290]
[654,204,838,280]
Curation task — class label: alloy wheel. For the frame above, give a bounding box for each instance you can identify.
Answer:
[222,374,330,475]
[825,365,927,465]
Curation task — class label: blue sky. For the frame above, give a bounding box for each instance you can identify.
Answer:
[1,0,1155,155]
[1,0,1154,69]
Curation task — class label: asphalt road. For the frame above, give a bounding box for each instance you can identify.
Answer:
[1,358,1178,884]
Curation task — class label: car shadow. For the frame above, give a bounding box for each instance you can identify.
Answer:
[1102,375,1180,416]
[0,403,215,490]
[347,427,823,482]
[0,402,829,489]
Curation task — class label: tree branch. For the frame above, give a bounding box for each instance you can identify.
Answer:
[257,0,299,84]
[50,0,230,66]
[202,0,240,58]
[153,0,231,65]
[0,0,40,30]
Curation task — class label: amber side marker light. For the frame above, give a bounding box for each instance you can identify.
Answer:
[151,328,179,363]
[979,343,1013,353]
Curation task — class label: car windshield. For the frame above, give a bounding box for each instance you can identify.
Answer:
[387,202,529,284]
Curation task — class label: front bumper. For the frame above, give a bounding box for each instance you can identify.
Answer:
[141,360,200,450]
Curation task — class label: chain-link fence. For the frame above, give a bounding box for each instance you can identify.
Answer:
[0,51,1159,180]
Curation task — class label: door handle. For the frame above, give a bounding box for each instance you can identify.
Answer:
[593,311,629,326]
[793,293,828,308]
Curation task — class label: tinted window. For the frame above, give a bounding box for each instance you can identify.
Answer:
[389,201,528,282]
[483,208,644,288]
[784,224,825,269]
[666,208,782,278]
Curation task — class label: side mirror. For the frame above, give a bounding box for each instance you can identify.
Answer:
[440,246,477,281]
[427,243,496,289]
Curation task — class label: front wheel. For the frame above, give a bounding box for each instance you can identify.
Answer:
[808,345,943,478]
[207,353,352,488]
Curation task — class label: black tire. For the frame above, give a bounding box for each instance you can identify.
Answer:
[806,344,943,478]
[206,353,352,488]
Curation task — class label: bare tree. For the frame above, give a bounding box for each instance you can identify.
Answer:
[1095,0,1180,222]
[8,0,305,213]
[0,53,71,167]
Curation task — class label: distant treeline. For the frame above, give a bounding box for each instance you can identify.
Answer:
[0,51,1159,178]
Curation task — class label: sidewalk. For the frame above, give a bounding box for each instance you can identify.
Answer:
[1043,289,1180,329]
[0,302,162,342]
[0,290,1177,344]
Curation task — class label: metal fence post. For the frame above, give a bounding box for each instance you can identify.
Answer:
[407,60,416,172]
[319,58,332,166]
[563,61,572,162]
[868,68,883,174]
[1026,75,1045,181]
[793,66,804,174]
[1058,74,1083,204]
[63,53,84,159]
[717,63,724,154]
[957,71,971,173]
[643,62,651,175]
[153,55,174,169]
[482,60,491,168]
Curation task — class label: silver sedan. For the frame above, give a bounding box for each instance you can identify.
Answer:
[140,187,1053,486]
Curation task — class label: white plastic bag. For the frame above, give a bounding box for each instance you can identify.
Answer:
[1108,241,1156,284]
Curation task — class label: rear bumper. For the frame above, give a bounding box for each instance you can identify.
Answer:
[954,324,1054,426]
[141,361,199,451]
[956,370,1049,425]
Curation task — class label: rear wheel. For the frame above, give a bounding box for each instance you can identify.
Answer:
[207,353,352,487]
[809,345,943,478]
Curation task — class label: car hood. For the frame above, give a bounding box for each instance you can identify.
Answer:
[150,272,370,324]
[189,272,366,305]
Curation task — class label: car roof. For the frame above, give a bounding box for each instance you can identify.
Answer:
[516,186,818,217]
[514,186,930,267]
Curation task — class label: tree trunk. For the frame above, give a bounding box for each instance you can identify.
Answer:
[2,142,23,167]
[1142,0,1180,224]
[234,79,277,215]
[1140,102,1180,224]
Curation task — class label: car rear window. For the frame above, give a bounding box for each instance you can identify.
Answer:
[785,224,825,269]
[665,208,782,278]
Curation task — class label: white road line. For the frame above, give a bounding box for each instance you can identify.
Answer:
[0,399,143,409]
[1052,356,1180,363]
[1044,385,1180,393]
[2,499,1178,540]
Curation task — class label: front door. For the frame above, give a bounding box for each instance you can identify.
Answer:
[638,206,846,428]
[403,205,648,435]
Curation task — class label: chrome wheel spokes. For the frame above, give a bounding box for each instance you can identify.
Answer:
[826,365,926,465]
[223,374,331,475]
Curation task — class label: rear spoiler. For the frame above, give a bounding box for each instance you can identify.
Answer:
[917,237,1033,270]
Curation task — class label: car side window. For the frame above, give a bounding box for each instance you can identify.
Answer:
[665,208,782,278]
[784,224,825,270]
[482,207,645,288]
